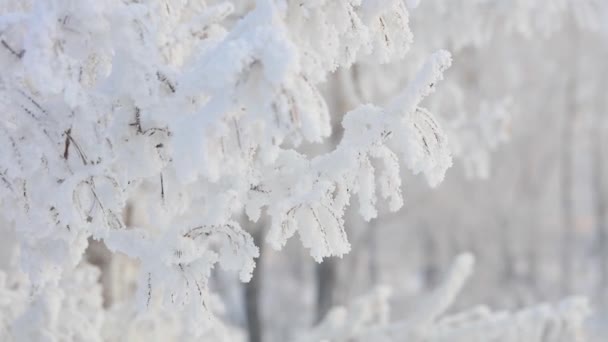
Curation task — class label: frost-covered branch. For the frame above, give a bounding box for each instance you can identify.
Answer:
[298,254,590,342]
[0,0,453,334]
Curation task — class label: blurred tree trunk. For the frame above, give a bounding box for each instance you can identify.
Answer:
[86,239,113,307]
[315,258,338,322]
[592,107,607,303]
[86,202,137,307]
[498,215,515,285]
[244,219,265,342]
[422,224,440,289]
[560,51,577,296]
[368,221,379,287]
[521,159,542,296]
[560,91,574,295]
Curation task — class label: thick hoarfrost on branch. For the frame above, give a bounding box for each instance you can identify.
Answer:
[0,263,244,341]
[298,254,591,342]
[264,51,452,260]
[0,0,453,333]
[1,264,104,342]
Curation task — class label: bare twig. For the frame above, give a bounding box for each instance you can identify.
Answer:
[1,39,25,59]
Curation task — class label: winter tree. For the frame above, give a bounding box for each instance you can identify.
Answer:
[0,0,605,341]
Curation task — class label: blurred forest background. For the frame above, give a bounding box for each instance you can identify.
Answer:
[187,2,608,341]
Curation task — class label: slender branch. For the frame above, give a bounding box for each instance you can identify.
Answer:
[1,39,25,59]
